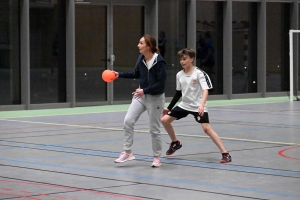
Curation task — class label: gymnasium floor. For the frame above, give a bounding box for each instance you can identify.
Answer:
[0,97,299,200]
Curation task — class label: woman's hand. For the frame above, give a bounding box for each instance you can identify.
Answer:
[132,88,144,98]
[111,71,119,79]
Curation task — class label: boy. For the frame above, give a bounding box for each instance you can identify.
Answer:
[161,48,231,163]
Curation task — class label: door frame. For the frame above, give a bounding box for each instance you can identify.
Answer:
[81,0,157,105]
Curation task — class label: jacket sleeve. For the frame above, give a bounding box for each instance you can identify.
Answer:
[118,70,140,79]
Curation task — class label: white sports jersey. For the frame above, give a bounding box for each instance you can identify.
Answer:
[176,67,213,112]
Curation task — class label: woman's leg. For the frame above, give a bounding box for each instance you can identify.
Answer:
[123,98,146,153]
[146,94,165,157]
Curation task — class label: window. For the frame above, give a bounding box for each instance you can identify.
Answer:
[30,0,66,103]
[158,0,187,97]
[196,1,223,94]
[232,2,257,94]
[0,1,20,105]
[266,2,290,92]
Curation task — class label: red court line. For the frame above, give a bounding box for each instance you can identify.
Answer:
[0,191,41,200]
[278,146,300,160]
[1,188,12,191]
[20,190,32,194]
[54,196,67,199]
[0,179,141,200]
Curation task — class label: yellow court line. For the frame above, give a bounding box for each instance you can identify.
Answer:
[0,109,129,119]
[174,133,300,146]
[0,118,124,132]
[1,118,299,147]
[209,107,300,113]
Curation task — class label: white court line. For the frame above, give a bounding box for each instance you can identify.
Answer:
[1,118,299,147]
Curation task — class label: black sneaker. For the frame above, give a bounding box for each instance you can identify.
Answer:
[220,153,232,163]
[166,140,182,155]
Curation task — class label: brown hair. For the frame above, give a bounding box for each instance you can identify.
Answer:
[177,48,196,59]
[143,34,159,54]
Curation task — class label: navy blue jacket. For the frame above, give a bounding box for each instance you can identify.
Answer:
[118,54,167,95]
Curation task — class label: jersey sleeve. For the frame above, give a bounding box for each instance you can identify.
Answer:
[198,70,213,90]
[176,72,181,91]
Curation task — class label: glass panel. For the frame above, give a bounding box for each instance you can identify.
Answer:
[266,3,290,92]
[158,0,187,97]
[30,0,66,103]
[0,1,20,105]
[196,1,222,95]
[75,5,107,102]
[232,2,257,94]
[113,6,144,101]
[298,3,300,96]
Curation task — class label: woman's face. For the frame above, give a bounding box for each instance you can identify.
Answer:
[137,37,149,55]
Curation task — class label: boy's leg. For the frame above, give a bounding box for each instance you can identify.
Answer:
[193,112,231,163]
[161,115,177,141]
[161,106,186,155]
[161,114,182,156]
[201,123,227,153]
[201,123,231,163]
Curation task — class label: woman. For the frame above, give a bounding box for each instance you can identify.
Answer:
[113,34,167,167]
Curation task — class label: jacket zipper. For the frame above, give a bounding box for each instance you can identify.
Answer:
[148,69,150,84]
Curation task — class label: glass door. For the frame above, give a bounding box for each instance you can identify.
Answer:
[75,2,144,104]
[112,5,144,101]
[75,4,107,103]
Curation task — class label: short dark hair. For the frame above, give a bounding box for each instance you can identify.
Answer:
[177,48,196,59]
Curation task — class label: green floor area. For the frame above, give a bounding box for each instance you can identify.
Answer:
[0,96,291,119]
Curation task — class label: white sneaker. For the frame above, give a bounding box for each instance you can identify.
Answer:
[151,156,161,167]
[114,152,135,163]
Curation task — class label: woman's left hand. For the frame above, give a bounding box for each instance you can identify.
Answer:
[132,89,144,98]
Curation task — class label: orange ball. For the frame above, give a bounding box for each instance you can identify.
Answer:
[102,70,116,82]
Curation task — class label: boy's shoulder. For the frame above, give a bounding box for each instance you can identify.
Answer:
[176,70,185,76]
[194,67,206,75]
[176,68,203,76]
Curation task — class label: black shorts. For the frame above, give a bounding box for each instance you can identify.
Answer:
[168,106,210,123]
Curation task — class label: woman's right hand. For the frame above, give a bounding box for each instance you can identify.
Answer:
[111,71,119,79]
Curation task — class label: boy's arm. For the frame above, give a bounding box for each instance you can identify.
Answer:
[167,90,182,110]
[198,89,208,116]
[162,90,182,115]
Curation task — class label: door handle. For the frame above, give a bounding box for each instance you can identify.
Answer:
[101,55,115,66]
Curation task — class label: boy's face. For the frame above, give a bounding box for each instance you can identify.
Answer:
[179,54,194,68]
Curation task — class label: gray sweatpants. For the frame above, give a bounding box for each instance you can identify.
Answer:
[123,93,165,157]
